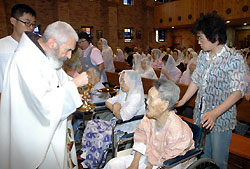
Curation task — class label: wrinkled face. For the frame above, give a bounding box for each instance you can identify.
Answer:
[87,70,99,85]
[146,87,168,119]
[78,38,89,50]
[197,31,217,52]
[141,60,147,70]
[97,39,102,51]
[120,72,129,93]
[58,36,76,59]
[172,51,178,61]
[189,63,196,74]
[11,13,36,38]
[46,36,76,69]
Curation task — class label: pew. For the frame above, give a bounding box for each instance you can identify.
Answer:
[106,72,119,87]
[113,61,131,72]
[141,77,156,94]
[154,68,161,78]
[176,83,196,108]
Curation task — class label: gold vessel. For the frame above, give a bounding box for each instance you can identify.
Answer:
[78,83,96,112]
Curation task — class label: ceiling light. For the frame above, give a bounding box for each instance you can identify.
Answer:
[243,23,247,26]
[171,26,175,28]
[226,20,230,24]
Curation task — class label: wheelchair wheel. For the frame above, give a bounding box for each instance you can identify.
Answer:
[187,158,219,169]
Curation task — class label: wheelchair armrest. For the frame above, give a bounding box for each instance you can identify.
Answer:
[94,101,106,107]
[120,133,134,140]
[116,115,144,125]
[163,148,202,168]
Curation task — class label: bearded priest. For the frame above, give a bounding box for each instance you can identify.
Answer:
[0,21,88,169]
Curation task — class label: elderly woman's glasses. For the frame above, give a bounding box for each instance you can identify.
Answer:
[14,17,37,28]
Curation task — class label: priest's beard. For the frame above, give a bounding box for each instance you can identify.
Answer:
[45,47,67,70]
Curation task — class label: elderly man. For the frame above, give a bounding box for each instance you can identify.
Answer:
[0,4,36,100]
[0,21,88,169]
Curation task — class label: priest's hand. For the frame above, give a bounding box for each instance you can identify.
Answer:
[72,72,88,87]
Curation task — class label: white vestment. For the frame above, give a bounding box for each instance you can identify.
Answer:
[0,35,18,93]
[0,33,82,169]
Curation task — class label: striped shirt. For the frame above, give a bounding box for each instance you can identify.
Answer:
[192,45,246,133]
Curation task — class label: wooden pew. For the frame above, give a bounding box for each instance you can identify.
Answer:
[176,83,196,108]
[236,98,250,124]
[141,77,156,94]
[106,72,119,87]
[154,69,161,78]
[113,61,131,71]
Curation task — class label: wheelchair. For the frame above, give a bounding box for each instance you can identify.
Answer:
[101,118,219,169]
[159,119,219,169]
[73,101,145,169]
[95,114,145,168]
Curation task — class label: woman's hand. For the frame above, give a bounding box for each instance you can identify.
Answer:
[112,102,121,114]
[145,166,153,169]
[200,110,218,130]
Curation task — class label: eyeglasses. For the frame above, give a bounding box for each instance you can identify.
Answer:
[14,17,37,28]
[78,39,87,43]
[197,36,205,42]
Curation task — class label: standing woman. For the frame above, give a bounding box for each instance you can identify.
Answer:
[98,38,115,81]
[176,13,246,169]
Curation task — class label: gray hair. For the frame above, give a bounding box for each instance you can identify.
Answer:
[87,67,101,78]
[153,79,180,110]
[43,21,78,45]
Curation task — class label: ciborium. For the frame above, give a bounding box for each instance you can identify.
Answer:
[78,83,96,112]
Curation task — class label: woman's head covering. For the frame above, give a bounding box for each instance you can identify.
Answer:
[139,58,158,79]
[133,52,143,73]
[180,58,197,85]
[187,48,194,54]
[99,38,115,72]
[151,49,162,60]
[100,38,109,50]
[190,51,198,59]
[161,55,182,83]
[175,49,183,65]
[116,49,125,62]
[151,49,162,69]
[119,70,144,102]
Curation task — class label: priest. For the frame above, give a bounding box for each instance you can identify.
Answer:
[0,21,88,169]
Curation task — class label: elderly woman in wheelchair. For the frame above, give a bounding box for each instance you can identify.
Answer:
[80,70,145,168]
[104,79,196,169]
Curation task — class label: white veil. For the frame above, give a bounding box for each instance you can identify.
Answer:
[161,54,182,83]
[100,38,115,72]
[179,58,197,85]
[116,49,125,62]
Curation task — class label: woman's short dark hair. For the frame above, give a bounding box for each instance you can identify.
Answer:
[192,13,227,45]
[11,4,36,18]
[78,31,92,43]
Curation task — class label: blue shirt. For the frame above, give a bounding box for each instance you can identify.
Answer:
[192,45,246,133]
